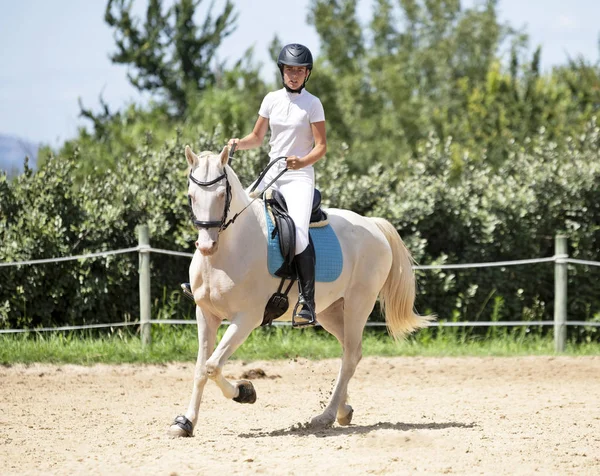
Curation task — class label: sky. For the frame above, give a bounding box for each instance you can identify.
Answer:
[1,0,599,147]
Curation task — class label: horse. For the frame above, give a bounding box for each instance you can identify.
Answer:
[168,145,433,437]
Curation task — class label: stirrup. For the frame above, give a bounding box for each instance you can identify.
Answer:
[292,299,317,328]
[180,283,195,303]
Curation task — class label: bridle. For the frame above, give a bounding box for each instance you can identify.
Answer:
[187,145,288,234]
[187,168,233,232]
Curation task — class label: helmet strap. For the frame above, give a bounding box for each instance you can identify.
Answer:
[280,69,311,94]
[283,82,304,93]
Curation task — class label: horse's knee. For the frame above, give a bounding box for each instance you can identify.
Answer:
[205,361,220,379]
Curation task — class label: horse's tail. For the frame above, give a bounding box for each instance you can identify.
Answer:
[370,217,435,340]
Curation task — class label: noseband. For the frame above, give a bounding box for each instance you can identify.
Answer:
[187,169,232,232]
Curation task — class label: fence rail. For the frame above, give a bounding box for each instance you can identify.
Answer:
[1,229,599,352]
[2,319,599,335]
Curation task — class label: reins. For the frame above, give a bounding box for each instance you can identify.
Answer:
[248,156,289,195]
[187,145,289,233]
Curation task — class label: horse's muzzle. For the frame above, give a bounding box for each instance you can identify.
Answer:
[196,240,218,256]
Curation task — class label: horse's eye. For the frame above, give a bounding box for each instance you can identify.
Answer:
[217,188,226,199]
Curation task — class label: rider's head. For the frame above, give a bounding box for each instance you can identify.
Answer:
[277,43,313,93]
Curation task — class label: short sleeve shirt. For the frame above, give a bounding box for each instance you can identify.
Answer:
[258,88,325,161]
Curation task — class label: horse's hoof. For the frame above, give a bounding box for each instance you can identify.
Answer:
[309,413,335,428]
[337,406,354,426]
[168,415,193,437]
[233,380,256,404]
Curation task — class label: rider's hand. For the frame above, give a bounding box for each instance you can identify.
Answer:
[228,138,239,150]
[286,155,303,170]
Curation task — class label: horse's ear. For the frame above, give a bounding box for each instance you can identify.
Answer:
[185,146,199,168]
[220,145,229,166]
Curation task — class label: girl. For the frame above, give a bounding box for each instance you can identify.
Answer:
[229,43,327,327]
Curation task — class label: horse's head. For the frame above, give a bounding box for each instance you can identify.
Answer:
[185,145,231,256]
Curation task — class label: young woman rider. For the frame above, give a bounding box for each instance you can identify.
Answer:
[228,43,327,327]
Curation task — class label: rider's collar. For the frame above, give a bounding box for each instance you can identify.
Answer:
[284,87,305,99]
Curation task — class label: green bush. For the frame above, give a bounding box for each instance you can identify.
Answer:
[1,123,599,335]
[379,125,600,324]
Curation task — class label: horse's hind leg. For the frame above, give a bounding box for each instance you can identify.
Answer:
[310,292,373,428]
[316,299,351,424]
[169,307,219,437]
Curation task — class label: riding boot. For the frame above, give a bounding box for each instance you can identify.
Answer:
[292,245,317,328]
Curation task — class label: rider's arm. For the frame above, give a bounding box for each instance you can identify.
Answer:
[231,116,269,150]
[299,121,327,167]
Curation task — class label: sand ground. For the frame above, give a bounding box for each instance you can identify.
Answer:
[1,356,599,475]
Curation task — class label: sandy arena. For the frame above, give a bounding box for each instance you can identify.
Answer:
[1,356,599,475]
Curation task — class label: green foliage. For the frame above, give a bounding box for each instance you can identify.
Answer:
[61,53,268,178]
[4,120,600,332]
[3,0,600,338]
[308,0,600,171]
[315,122,600,327]
[0,126,276,330]
[1,132,193,328]
[105,0,237,114]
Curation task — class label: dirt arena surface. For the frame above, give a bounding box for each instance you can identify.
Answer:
[1,356,599,475]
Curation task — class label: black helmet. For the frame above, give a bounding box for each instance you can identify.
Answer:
[277,44,313,71]
[277,43,313,92]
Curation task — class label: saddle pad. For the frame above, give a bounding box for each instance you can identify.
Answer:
[265,207,343,282]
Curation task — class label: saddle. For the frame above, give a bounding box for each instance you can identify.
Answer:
[265,189,327,279]
[262,189,327,326]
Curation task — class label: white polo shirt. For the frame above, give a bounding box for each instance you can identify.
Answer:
[258,88,325,163]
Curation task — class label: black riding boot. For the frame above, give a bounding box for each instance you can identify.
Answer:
[292,245,317,328]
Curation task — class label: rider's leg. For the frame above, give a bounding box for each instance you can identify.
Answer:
[278,174,316,327]
[293,244,317,327]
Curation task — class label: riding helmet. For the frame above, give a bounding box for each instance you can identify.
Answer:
[277,43,313,92]
[277,43,314,71]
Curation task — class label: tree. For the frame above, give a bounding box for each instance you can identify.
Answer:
[307,0,519,168]
[105,0,237,115]
[67,0,264,177]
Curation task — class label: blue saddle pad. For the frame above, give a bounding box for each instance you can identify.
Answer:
[265,207,343,282]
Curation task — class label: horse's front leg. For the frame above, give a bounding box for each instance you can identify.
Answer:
[168,306,219,438]
[205,313,261,402]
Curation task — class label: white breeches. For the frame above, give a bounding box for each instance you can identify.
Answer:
[249,164,314,255]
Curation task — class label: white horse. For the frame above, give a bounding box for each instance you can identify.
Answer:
[169,145,433,437]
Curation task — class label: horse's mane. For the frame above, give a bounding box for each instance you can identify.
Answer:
[224,163,250,204]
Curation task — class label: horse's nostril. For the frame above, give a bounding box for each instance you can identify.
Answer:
[196,240,217,255]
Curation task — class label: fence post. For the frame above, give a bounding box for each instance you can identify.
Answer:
[554,235,568,353]
[138,224,151,347]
